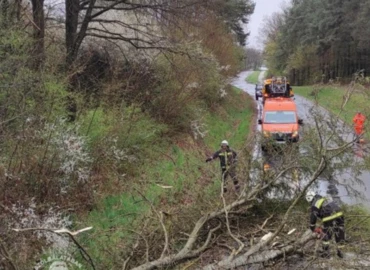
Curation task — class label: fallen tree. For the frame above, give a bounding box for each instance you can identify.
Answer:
[128,94,367,270]
[203,229,317,269]
[130,154,327,270]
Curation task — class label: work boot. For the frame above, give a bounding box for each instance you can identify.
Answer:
[319,250,331,259]
[318,247,330,258]
[337,250,343,258]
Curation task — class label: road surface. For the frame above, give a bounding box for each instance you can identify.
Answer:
[231,71,370,208]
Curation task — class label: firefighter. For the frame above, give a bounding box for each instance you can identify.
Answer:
[306,190,345,258]
[353,111,366,143]
[206,140,240,192]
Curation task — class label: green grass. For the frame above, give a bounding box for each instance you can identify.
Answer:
[245,71,261,84]
[342,205,370,254]
[81,86,255,268]
[204,86,254,150]
[294,85,370,128]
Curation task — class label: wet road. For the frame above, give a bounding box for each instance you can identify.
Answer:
[231,71,370,208]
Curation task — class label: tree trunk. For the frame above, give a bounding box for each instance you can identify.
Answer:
[202,230,317,270]
[65,0,80,66]
[14,0,21,20]
[30,0,45,69]
[1,0,9,26]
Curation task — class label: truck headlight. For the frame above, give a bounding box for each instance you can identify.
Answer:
[292,131,298,137]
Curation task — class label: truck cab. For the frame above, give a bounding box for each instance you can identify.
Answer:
[258,97,303,151]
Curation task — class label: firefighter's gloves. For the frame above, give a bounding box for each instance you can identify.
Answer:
[314,227,323,239]
[206,158,212,162]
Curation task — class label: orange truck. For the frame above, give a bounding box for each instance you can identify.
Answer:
[262,76,294,105]
[258,97,303,151]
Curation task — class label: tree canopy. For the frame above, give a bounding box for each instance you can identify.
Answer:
[262,0,370,85]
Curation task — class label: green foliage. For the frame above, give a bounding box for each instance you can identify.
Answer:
[343,206,370,253]
[78,106,169,177]
[0,25,74,204]
[0,25,68,131]
[83,139,208,268]
[211,0,255,46]
[264,39,283,77]
[294,85,370,171]
[147,50,224,132]
[285,45,321,84]
[195,13,247,76]
[245,47,263,71]
[203,86,254,150]
[80,84,255,268]
[0,2,256,268]
[263,0,370,84]
[245,71,261,84]
[294,85,369,125]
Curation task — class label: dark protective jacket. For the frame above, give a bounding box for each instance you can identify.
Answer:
[211,148,237,170]
[310,195,343,231]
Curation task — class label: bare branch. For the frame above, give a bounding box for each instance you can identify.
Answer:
[0,237,18,270]
[202,156,327,269]
[12,227,95,269]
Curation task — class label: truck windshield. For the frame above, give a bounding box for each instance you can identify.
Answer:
[264,111,296,124]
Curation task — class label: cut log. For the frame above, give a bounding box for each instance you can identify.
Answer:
[202,230,317,270]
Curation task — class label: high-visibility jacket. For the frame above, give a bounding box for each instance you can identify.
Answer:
[310,196,343,231]
[353,113,366,129]
[211,148,237,170]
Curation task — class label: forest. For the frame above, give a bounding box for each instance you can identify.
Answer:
[263,0,370,85]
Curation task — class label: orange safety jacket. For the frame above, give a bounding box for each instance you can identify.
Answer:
[353,113,366,135]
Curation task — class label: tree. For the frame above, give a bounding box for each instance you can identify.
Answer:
[207,0,255,46]
[263,0,370,84]
[64,0,200,66]
[30,0,45,69]
[245,47,263,70]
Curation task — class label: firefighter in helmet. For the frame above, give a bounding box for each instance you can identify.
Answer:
[306,190,345,258]
[206,140,240,193]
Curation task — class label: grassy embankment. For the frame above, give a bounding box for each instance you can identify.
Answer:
[245,71,261,84]
[81,86,256,268]
[294,85,369,138]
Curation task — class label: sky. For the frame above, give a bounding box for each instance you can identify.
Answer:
[245,0,287,49]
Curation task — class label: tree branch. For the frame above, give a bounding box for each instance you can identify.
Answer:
[12,227,95,269]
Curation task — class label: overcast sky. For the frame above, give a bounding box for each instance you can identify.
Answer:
[245,0,287,49]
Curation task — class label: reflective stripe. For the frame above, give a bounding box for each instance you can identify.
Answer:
[322,212,343,222]
[322,241,330,245]
[315,198,326,209]
[225,152,228,169]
